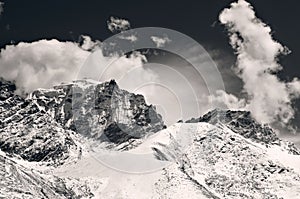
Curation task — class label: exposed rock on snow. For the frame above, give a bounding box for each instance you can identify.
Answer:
[30,79,165,144]
[0,78,165,165]
[0,152,95,199]
[187,109,300,155]
[0,79,80,164]
[1,78,300,198]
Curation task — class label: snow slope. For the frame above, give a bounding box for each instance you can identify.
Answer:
[48,122,300,198]
[1,78,300,198]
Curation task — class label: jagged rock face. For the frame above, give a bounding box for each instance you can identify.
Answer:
[186,109,278,143]
[0,78,17,101]
[186,109,300,155]
[0,79,79,164]
[30,79,165,144]
[0,78,164,164]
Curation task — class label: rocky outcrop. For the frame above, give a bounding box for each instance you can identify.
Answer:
[0,79,80,164]
[29,79,165,143]
[152,123,300,199]
[186,109,300,155]
[0,78,165,164]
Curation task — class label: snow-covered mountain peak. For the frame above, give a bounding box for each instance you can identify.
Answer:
[27,78,165,141]
[1,78,300,198]
[187,109,300,155]
[154,122,300,198]
[0,78,165,165]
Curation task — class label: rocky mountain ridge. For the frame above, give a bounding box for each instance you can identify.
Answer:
[1,78,300,198]
[29,79,165,143]
[0,78,165,165]
[187,109,300,155]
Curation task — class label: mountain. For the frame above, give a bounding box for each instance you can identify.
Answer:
[0,78,165,165]
[0,151,97,198]
[29,79,165,144]
[150,122,300,198]
[0,78,81,164]
[1,78,300,198]
[186,109,300,155]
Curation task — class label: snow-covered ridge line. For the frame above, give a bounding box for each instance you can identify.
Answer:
[0,78,165,165]
[187,109,300,155]
[1,77,300,198]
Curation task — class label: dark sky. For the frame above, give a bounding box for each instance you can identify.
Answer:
[0,0,299,77]
[0,0,299,126]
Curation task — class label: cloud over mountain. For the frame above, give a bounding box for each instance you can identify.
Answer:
[0,36,150,95]
[217,0,300,127]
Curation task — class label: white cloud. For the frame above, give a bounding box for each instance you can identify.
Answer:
[80,35,101,51]
[217,0,300,125]
[150,35,171,48]
[0,39,90,94]
[209,90,246,110]
[0,2,4,15]
[107,16,131,33]
[0,36,151,95]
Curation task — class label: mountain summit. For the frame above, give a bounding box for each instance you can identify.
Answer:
[1,78,300,198]
[0,78,165,164]
[187,109,300,155]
